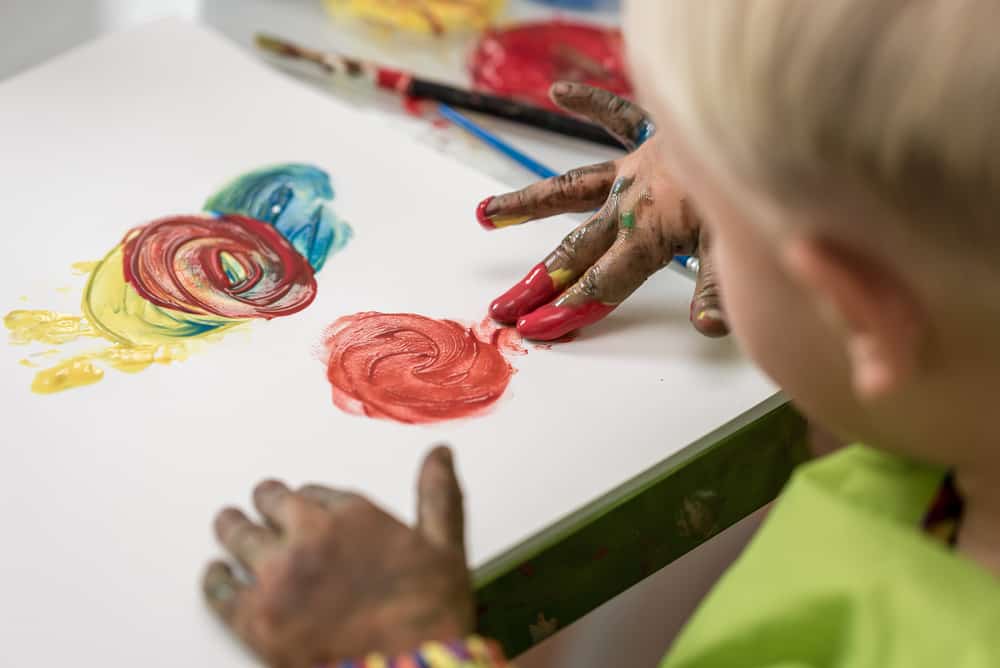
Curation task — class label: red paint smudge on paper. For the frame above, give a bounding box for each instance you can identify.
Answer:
[323,312,521,424]
[474,315,527,356]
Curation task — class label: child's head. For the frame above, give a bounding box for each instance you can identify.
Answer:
[625,0,1000,469]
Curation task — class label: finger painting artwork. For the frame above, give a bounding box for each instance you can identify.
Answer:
[322,312,526,424]
[4,164,352,393]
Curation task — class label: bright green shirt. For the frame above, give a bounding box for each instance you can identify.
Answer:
[661,445,1000,668]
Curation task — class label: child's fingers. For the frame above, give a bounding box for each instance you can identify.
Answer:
[489,204,618,323]
[213,507,279,571]
[549,82,653,150]
[202,560,244,623]
[689,227,729,337]
[252,479,294,532]
[476,161,616,231]
[416,446,466,556]
[297,485,360,512]
[517,215,672,340]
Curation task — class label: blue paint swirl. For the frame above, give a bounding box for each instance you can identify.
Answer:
[204,164,352,271]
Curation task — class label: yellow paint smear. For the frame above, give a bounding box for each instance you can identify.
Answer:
[491,212,533,229]
[548,268,575,289]
[71,260,99,276]
[31,357,105,394]
[4,309,98,345]
[26,342,192,394]
[4,249,224,394]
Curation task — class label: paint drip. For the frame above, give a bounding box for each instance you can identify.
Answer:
[469,20,632,111]
[322,312,524,424]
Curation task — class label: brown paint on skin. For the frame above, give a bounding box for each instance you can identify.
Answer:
[685,209,729,338]
[203,448,474,665]
[483,161,616,223]
[550,81,650,150]
[552,168,701,309]
[542,204,619,283]
[482,83,728,338]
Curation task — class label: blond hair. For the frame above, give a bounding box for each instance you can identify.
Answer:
[625,0,1000,258]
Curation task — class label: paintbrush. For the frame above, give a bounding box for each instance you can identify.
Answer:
[254,33,623,149]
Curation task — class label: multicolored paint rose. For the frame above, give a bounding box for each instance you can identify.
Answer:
[5,163,352,392]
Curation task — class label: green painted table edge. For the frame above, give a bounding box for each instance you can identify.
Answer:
[472,397,810,656]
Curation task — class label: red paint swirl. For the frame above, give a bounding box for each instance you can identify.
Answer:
[122,214,317,319]
[323,312,517,424]
[469,20,632,111]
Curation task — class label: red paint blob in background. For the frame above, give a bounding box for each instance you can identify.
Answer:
[468,20,632,111]
[323,313,521,424]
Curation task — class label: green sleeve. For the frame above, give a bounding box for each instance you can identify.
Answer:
[660,446,1000,668]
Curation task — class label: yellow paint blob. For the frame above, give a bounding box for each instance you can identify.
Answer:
[491,212,533,229]
[4,249,232,394]
[4,309,97,345]
[548,268,575,289]
[323,0,504,35]
[21,342,192,394]
[31,356,105,394]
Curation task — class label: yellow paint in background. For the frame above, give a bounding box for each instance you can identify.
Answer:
[323,0,504,35]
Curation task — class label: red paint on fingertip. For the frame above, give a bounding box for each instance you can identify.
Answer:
[516,300,616,341]
[476,196,497,230]
[489,262,559,324]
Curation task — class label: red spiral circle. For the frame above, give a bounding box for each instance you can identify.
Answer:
[324,312,515,424]
[122,214,317,319]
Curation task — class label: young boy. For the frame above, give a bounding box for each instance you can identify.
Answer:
[201,1,1000,665]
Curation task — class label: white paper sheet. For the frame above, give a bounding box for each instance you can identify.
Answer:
[0,19,778,666]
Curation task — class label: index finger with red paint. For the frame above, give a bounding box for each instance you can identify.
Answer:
[476,161,616,231]
[518,193,700,341]
[489,203,618,323]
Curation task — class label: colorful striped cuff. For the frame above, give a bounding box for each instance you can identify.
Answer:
[333,636,509,668]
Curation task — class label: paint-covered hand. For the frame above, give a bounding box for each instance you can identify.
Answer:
[202,446,473,667]
[478,82,726,341]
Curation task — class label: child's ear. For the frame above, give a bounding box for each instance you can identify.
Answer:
[782,236,926,400]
